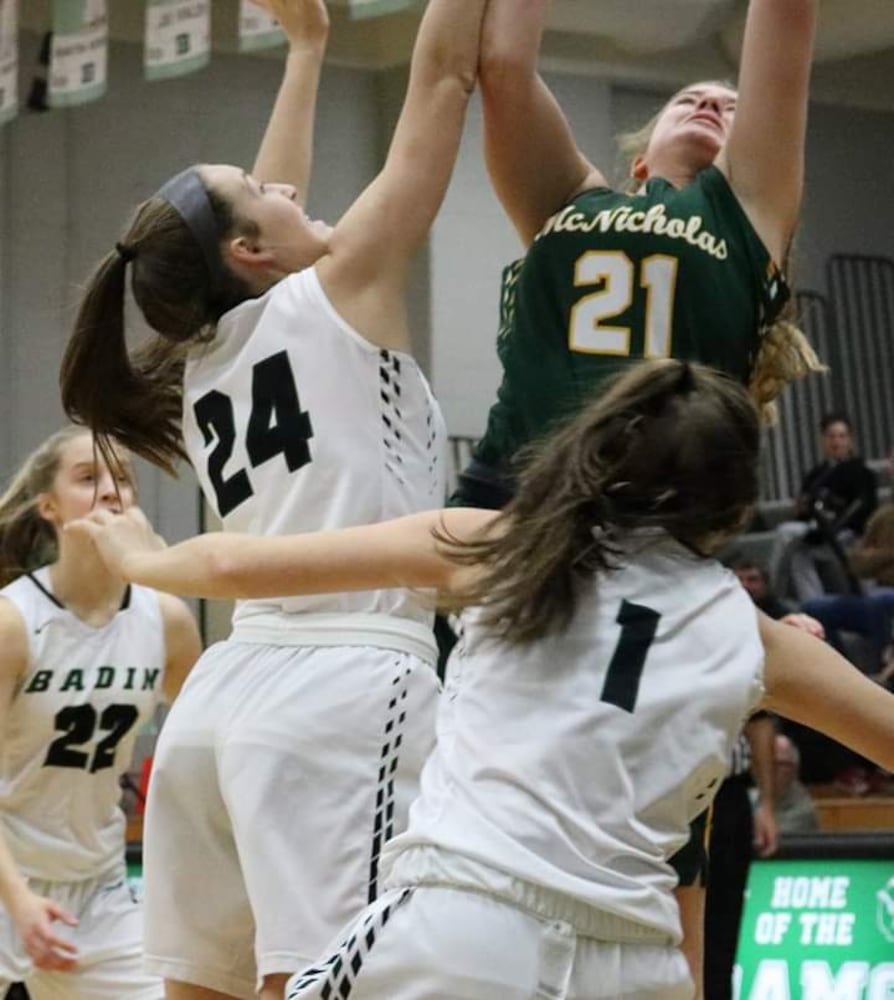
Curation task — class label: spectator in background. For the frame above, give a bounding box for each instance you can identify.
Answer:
[773,735,820,834]
[770,414,877,602]
[802,494,894,678]
[733,559,792,618]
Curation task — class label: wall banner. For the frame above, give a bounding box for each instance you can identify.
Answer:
[49,0,108,108]
[0,0,17,125]
[145,0,211,82]
[238,0,284,53]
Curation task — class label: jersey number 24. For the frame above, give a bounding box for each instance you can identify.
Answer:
[194,351,313,518]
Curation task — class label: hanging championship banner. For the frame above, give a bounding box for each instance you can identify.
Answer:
[330,0,420,18]
[49,0,108,108]
[145,0,211,82]
[0,0,17,125]
[238,0,284,53]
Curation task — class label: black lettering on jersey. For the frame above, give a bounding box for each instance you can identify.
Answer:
[194,351,314,518]
[247,351,313,471]
[44,703,140,772]
[601,599,661,714]
[24,670,52,693]
[194,390,254,519]
[141,668,160,691]
[22,666,157,694]
[60,669,85,692]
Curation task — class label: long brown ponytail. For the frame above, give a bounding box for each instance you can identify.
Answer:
[440,360,761,644]
[60,182,254,475]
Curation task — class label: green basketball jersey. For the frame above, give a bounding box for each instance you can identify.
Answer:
[471,166,788,478]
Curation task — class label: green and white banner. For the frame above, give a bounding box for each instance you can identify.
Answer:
[331,0,420,19]
[0,0,17,125]
[736,859,894,1000]
[145,0,210,81]
[238,0,284,53]
[49,0,108,108]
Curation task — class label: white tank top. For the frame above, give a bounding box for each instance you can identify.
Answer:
[0,568,165,881]
[384,533,764,942]
[182,267,446,651]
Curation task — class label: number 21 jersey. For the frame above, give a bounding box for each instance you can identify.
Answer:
[475,166,789,469]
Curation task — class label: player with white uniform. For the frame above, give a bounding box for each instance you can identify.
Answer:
[0,427,200,1000]
[145,267,446,997]
[74,361,894,1000]
[59,1,491,997]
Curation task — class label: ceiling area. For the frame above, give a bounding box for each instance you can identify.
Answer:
[17,0,894,111]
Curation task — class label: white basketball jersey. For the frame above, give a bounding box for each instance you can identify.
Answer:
[0,568,165,881]
[182,267,447,633]
[383,533,764,942]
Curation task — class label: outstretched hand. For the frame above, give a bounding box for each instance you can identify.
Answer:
[248,0,329,49]
[12,891,79,972]
[66,507,166,580]
[780,612,825,640]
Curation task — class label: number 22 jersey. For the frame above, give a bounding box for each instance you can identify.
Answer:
[0,569,165,882]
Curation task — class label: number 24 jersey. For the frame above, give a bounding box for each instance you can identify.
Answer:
[182,267,447,628]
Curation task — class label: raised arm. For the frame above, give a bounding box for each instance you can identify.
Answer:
[317,0,488,344]
[0,601,79,972]
[71,507,496,601]
[716,0,817,264]
[479,0,603,246]
[250,0,330,201]
[758,611,894,774]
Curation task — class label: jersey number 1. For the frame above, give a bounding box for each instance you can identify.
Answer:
[194,351,313,518]
[601,599,661,714]
[569,251,678,358]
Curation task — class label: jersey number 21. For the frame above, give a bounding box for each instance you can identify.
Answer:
[569,251,678,358]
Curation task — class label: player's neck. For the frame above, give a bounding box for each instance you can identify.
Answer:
[48,541,129,627]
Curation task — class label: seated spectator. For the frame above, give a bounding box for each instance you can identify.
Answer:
[802,498,894,676]
[733,559,793,618]
[770,413,877,601]
[773,735,820,834]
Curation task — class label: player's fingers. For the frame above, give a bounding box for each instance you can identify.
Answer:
[63,517,101,540]
[45,902,79,929]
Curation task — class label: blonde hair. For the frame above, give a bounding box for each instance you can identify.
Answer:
[748,319,827,425]
[0,427,134,586]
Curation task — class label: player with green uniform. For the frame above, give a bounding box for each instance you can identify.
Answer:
[449,0,819,990]
[460,166,789,505]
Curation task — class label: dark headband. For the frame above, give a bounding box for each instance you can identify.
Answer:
[156,167,226,294]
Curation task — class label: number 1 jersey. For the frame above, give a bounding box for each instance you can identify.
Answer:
[0,570,165,882]
[182,267,447,632]
[383,533,764,944]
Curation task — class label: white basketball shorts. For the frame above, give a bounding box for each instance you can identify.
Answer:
[0,869,162,1000]
[287,883,694,1000]
[142,640,439,998]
